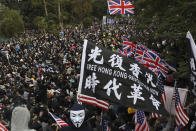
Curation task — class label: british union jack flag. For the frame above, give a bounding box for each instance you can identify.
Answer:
[122,38,136,58]
[107,0,135,15]
[135,43,169,76]
[134,43,147,65]
[143,49,169,75]
[120,38,173,76]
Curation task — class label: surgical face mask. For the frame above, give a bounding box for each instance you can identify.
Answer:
[70,110,85,128]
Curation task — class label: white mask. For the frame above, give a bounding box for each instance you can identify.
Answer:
[70,110,85,128]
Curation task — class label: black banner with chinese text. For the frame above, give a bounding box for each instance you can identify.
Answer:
[78,40,169,115]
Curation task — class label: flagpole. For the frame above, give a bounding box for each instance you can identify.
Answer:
[167,80,177,128]
[100,109,103,128]
[162,80,176,131]
[169,80,177,115]
[77,39,88,102]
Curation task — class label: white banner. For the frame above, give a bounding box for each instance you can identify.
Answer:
[164,86,188,115]
[102,16,107,25]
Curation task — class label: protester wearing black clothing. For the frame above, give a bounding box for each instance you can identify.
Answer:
[59,122,93,131]
[0,18,189,131]
[59,103,93,131]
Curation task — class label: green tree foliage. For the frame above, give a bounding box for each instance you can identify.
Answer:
[133,0,196,81]
[33,16,47,32]
[92,0,108,19]
[47,19,59,35]
[71,0,93,24]
[60,0,72,24]
[0,0,21,10]
[19,0,44,28]
[83,16,93,27]
[31,0,47,17]
[0,0,108,30]
[0,5,24,38]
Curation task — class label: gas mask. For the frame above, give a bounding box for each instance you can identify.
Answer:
[70,103,85,128]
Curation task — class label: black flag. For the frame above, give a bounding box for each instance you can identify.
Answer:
[186,31,196,98]
[78,40,169,115]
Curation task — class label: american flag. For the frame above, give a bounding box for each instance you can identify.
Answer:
[149,113,162,119]
[122,39,136,58]
[135,110,149,131]
[0,122,8,131]
[173,84,189,127]
[78,94,109,111]
[107,0,134,15]
[49,112,68,128]
[157,74,166,105]
[101,111,111,131]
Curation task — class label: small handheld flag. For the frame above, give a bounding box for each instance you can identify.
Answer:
[173,82,189,127]
[135,110,149,131]
[49,112,68,128]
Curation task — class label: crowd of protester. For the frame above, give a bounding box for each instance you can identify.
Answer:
[0,18,195,131]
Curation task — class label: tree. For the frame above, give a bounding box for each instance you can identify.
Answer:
[71,0,93,25]
[33,16,47,33]
[18,0,44,28]
[43,0,48,17]
[0,0,107,29]
[0,5,24,38]
[92,0,108,20]
[0,0,22,10]
[58,0,63,30]
[132,0,196,84]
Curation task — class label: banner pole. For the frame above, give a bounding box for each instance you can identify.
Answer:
[77,39,88,101]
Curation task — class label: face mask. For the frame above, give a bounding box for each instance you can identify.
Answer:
[70,110,85,128]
